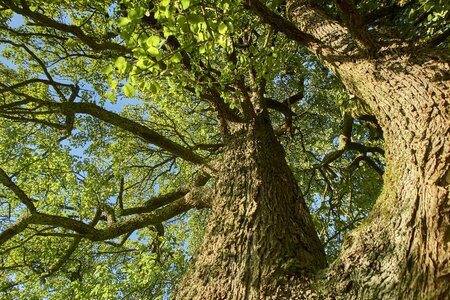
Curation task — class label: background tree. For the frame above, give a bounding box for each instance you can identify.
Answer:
[0,0,448,299]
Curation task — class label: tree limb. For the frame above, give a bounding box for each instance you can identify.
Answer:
[0,88,206,164]
[243,0,331,55]
[334,0,379,53]
[0,215,33,246]
[426,27,450,48]
[0,168,36,212]
[70,102,206,164]
[120,171,211,216]
[1,0,129,53]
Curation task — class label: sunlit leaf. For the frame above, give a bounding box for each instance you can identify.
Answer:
[124,83,135,98]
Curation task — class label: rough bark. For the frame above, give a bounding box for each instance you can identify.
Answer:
[174,124,327,299]
[286,2,450,299]
[174,2,449,299]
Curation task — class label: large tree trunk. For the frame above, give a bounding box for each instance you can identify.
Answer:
[287,2,450,299]
[324,52,450,300]
[174,124,327,299]
[175,2,449,299]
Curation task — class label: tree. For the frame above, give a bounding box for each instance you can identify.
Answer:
[0,0,448,299]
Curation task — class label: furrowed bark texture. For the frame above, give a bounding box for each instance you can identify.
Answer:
[287,2,450,299]
[174,126,327,299]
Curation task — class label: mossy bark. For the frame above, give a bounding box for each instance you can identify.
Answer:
[174,126,327,299]
[287,2,450,298]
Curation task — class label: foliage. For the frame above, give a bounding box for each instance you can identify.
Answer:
[0,0,447,298]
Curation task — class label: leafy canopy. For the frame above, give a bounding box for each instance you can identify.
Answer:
[1,0,447,298]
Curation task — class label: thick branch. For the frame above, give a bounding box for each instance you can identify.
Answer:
[0,168,36,212]
[347,142,385,156]
[364,3,407,24]
[348,154,384,176]
[334,0,378,53]
[120,171,211,216]
[426,27,450,48]
[70,102,206,164]
[0,215,32,246]
[1,0,129,53]
[243,0,331,54]
[119,188,190,216]
[236,78,257,121]
[2,90,206,165]
[60,196,202,241]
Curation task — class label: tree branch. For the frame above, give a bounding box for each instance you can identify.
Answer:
[0,215,33,246]
[426,27,450,48]
[1,88,206,164]
[347,142,385,156]
[348,154,384,176]
[0,78,73,92]
[1,0,129,53]
[364,3,407,24]
[40,209,101,278]
[243,0,331,54]
[0,168,36,212]
[120,171,211,216]
[334,0,379,53]
[70,102,206,164]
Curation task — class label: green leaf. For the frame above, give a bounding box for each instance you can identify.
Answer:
[160,0,170,6]
[132,47,147,59]
[227,21,234,33]
[102,64,113,75]
[124,83,135,98]
[181,0,190,10]
[147,46,160,57]
[146,35,161,47]
[218,22,228,34]
[108,78,118,90]
[128,6,145,20]
[118,17,132,27]
[114,56,128,74]
[171,53,182,63]
[103,92,116,103]
[188,14,204,24]
[149,82,159,94]
[136,59,150,69]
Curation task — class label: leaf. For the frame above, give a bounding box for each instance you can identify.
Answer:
[108,78,118,90]
[102,64,113,75]
[136,59,149,69]
[128,6,145,20]
[227,21,234,33]
[114,56,128,74]
[188,14,204,24]
[124,83,135,98]
[118,17,131,27]
[149,82,159,94]
[103,92,116,103]
[147,46,160,57]
[171,53,183,63]
[218,22,228,34]
[160,0,170,6]
[146,35,161,47]
[132,47,147,59]
[181,0,190,10]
